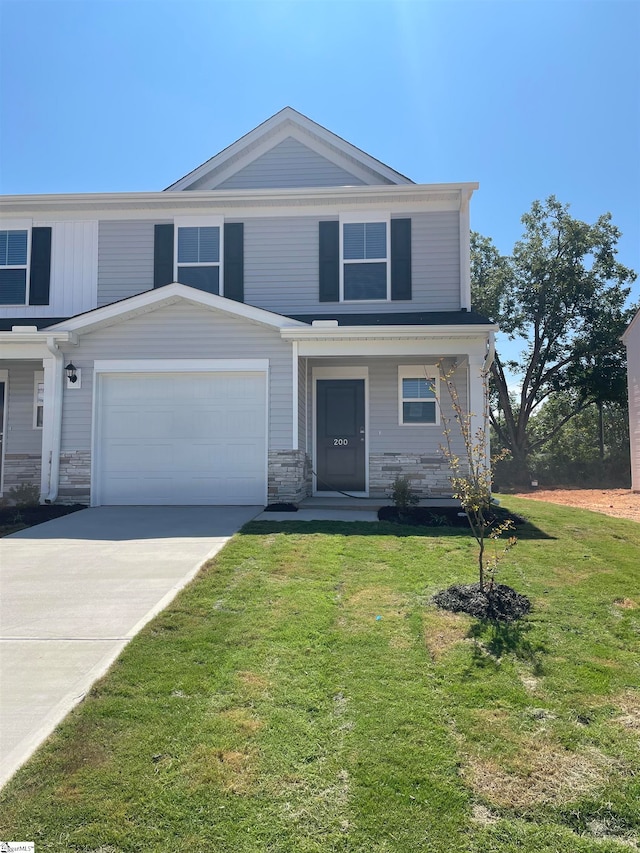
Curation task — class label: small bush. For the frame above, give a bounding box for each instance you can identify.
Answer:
[389,476,420,511]
[8,483,40,508]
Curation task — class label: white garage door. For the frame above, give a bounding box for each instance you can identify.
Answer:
[96,372,267,505]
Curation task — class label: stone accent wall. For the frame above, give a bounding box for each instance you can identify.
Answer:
[2,454,41,496]
[369,453,453,499]
[268,450,311,504]
[58,451,91,504]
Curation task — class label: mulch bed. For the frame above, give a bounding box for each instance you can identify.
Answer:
[433,582,532,622]
[0,503,86,532]
[378,505,525,528]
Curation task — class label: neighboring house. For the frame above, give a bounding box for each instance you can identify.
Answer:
[623,309,640,492]
[0,108,497,506]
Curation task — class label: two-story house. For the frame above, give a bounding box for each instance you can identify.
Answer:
[0,108,497,507]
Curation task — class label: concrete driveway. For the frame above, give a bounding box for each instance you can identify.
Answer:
[0,505,260,788]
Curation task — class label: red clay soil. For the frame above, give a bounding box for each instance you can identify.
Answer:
[509,489,640,523]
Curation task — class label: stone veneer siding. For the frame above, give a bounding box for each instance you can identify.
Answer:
[369,453,453,499]
[268,450,311,504]
[2,454,42,495]
[57,451,91,504]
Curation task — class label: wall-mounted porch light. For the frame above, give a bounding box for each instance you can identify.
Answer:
[64,362,81,389]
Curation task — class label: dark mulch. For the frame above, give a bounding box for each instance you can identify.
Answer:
[0,503,86,533]
[378,504,525,528]
[432,582,531,622]
[263,502,298,512]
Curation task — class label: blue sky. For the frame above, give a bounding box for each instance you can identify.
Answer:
[1,0,638,320]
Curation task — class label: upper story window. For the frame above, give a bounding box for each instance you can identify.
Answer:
[398,366,439,426]
[340,213,390,301]
[175,216,223,294]
[0,229,29,304]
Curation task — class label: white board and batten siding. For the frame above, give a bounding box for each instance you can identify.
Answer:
[0,221,98,319]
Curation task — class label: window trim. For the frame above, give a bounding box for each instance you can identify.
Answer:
[398,365,440,427]
[339,211,390,303]
[33,370,44,429]
[0,220,32,306]
[174,215,224,295]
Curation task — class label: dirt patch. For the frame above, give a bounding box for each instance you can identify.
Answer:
[613,692,640,731]
[236,670,270,693]
[186,745,254,793]
[433,583,531,623]
[614,598,638,610]
[464,743,615,808]
[423,609,470,660]
[511,489,640,523]
[220,708,264,735]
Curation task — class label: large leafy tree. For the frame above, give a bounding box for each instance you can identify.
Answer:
[472,196,636,480]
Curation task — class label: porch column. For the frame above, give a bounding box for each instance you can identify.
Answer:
[467,354,490,471]
[40,346,64,501]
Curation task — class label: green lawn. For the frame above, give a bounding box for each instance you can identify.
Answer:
[1,497,639,852]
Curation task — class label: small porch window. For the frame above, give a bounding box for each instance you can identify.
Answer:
[34,371,44,428]
[398,366,439,425]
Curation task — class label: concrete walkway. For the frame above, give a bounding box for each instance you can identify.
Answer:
[0,505,260,789]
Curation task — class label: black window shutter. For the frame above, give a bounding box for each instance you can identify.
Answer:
[223,222,244,302]
[391,218,412,301]
[154,224,174,288]
[319,221,339,302]
[28,227,52,305]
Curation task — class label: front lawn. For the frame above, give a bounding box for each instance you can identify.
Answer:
[1,498,639,851]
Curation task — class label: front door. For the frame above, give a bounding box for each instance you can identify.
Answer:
[316,379,366,492]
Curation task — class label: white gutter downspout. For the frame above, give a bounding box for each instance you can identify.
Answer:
[42,337,65,503]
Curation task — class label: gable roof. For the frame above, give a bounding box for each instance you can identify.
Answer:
[45,283,307,336]
[165,107,414,191]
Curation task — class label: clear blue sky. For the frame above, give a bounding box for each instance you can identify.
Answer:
[1,0,638,317]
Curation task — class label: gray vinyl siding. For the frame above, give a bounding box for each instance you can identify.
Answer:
[5,362,43,455]
[93,209,460,313]
[59,302,294,453]
[206,138,369,190]
[245,211,460,315]
[97,220,157,306]
[307,357,468,457]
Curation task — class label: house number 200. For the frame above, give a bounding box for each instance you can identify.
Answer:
[333,438,349,446]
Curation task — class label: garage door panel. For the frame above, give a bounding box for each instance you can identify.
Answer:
[96,372,267,505]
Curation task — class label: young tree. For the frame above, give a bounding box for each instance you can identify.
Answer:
[471,197,637,482]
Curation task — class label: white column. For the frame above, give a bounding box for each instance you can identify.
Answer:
[292,341,299,451]
[40,346,64,501]
[467,354,489,471]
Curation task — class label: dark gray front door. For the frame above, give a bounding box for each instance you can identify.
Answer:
[316,379,366,492]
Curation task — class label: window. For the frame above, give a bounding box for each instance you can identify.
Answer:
[34,371,44,429]
[0,229,28,304]
[399,366,439,425]
[175,217,223,294]
[340,214,389,301]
